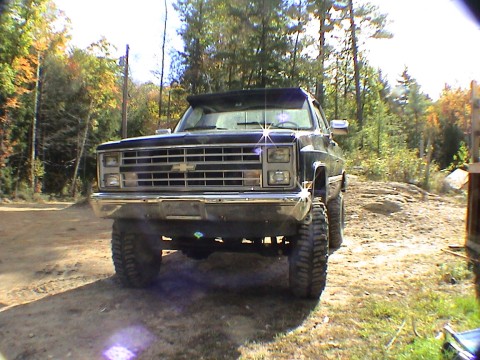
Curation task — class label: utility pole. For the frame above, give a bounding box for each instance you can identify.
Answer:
[158,0,168,127]
[121,44,129,139]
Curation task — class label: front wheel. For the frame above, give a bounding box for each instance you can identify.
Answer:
[289,198,329,299]
[111,220,162,288]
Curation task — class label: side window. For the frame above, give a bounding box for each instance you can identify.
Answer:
[312,102,328,133]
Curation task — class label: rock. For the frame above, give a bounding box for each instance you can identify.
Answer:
[444,169,469,190]
[363,199,403,214]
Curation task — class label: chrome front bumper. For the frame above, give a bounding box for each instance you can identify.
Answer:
[90,192,311,223]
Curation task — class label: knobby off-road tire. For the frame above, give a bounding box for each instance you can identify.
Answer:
[327,193,345,250]
[111,220,162,288]
[289,198,329,299]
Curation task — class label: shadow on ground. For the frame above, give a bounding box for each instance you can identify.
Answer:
[0,252,318,359]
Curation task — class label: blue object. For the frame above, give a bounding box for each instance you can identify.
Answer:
[444,325,480,360]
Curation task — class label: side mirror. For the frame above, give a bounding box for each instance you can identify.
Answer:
[155,128,172,135]
[330,120,349,135]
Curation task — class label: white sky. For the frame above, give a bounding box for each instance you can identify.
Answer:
[54,0,480,100]
[366,0,480,99]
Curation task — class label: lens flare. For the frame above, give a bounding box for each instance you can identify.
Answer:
[103,345,136,360]
[253,147,262,156]
[277,112,289,123]
[102,325,155,360]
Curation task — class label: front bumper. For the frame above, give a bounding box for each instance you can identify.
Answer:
[90,192,311,223]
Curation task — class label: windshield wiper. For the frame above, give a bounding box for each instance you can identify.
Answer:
[183,125,227,131]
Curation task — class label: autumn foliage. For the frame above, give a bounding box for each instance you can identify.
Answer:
[0,0,475,197]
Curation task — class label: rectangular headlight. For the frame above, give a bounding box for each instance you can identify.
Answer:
[267,147,290,163]
[104,152,120,167]
[268,170,290,185]
[105,174,120,187]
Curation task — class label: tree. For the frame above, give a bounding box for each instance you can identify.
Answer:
[391,68,431,156]
[67,41,121,196]
[0,0,68,194]
[175,0,295,92]
[38,40,121,195]
[346,0,391,132]
[174,0,214,93]
[310,0,336,106]
[433,85,471,169]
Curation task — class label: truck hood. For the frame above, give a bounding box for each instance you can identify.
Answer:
[97,130,321,150]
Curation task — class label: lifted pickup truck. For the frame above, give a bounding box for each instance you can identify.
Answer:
[91,87,348,299]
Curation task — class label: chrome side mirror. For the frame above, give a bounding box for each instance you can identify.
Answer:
[330,120,349,135]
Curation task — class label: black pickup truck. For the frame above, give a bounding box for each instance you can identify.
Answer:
[91,87,348,299]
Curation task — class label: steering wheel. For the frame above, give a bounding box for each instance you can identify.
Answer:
[276,121,299,129]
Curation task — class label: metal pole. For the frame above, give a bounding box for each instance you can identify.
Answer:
[158,0,168,127]
[121,44,129,139]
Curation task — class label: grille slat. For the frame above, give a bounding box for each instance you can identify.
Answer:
[120,145,264,190]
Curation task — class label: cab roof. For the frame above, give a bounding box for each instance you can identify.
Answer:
[186,88,311,111]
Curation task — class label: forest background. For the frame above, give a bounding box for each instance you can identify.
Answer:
[0,0,475,199]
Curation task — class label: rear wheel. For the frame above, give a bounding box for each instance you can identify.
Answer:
[289,198,329,299]
[327,193,345,250]
[111,220,162,288]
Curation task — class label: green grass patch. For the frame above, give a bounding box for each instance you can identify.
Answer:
[354,280,479,359]
[240,260,478,360]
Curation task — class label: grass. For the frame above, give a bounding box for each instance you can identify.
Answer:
[239,259,479,359]
[355,289,479,359]
[344,260,478,359]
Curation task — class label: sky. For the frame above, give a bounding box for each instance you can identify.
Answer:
[53,0,480,100]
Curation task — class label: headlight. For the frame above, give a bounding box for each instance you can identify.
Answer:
[268,170,290,185]
[104,174,120,187]
[104,153,120,167]
[267,147,290,163]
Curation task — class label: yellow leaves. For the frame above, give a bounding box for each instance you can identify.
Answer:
[437,85,471,133]
[1,54,37,112]
[12,55,36,91]
[425,105,439,133]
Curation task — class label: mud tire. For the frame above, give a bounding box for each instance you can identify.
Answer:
[111,220,162,288]
[289,198,329,299]
[327,193,345,250]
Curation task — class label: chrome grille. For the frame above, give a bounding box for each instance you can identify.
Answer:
[119,145,263,190]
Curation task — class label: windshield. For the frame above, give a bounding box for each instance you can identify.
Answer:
[176,99,313,132]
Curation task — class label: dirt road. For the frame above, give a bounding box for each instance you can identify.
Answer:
[0,178,469,359]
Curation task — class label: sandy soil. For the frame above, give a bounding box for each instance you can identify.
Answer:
[0,177,469,359]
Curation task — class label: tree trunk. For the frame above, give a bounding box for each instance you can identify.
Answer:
[334,56,339,118]
[315,1,327,107]
[423,135,433,189]
[290,0,304,84]
[70,102,93,197]
[348,0,363,130]
[31,52,41,191]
